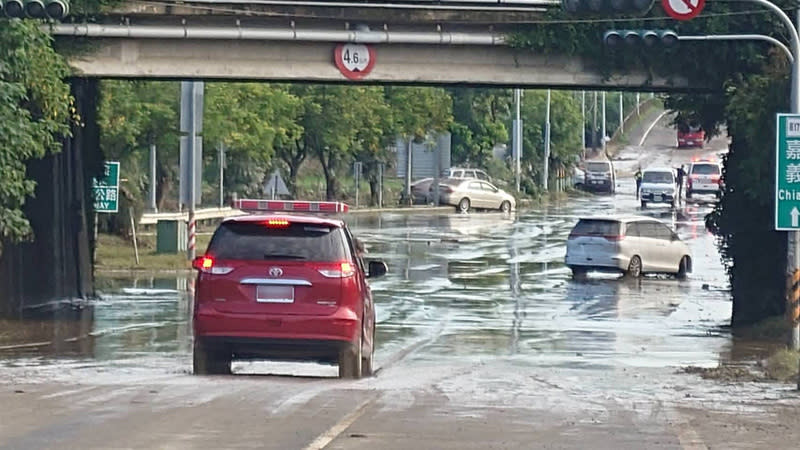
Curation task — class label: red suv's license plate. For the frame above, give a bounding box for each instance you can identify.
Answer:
[256,285,295,303]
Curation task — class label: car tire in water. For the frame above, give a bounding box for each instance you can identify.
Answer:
[500,201,511,213]
[458,198,470,213]
[571,267,588,279]
[677,256,690,280]
[640,201,647,209]
[626,256,643,278]
[686,190,693,199]
[361,324,375,377]
[193,338,231,375]
[339,331,362,379]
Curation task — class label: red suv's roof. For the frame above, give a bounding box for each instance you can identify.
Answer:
[224,214,344,228]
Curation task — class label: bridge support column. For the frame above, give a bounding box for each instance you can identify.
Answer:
[0,78,99,317]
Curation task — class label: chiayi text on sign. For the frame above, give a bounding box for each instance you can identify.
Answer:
[775,115,800,229]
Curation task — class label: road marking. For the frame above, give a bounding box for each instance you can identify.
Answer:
[303,395,375,450]
[639,111,669,147]
[666,408,709,450]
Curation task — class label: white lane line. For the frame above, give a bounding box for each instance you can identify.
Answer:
[639,110,669,147]
[303,395,375,450]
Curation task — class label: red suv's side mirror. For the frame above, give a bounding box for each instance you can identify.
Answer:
[367,260,388,279]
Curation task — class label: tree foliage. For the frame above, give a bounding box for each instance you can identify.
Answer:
[0,20,71,249]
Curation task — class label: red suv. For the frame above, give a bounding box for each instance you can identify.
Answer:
[191,200,387,379]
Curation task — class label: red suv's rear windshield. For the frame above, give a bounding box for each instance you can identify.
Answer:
[207,221,349,261]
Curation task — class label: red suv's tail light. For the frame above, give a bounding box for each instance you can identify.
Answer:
[191,256,235,275]
[317,262,356,278]
[603,235,625,242]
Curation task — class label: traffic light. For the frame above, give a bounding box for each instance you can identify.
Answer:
[562,0,655,16]
[603,30,679,48]
[3,0,69,19]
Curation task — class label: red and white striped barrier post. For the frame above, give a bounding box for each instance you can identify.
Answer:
[188,210,196,260]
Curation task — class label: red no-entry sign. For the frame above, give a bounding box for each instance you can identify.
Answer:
[662,0,705,21]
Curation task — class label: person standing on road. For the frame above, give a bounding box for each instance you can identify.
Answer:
[634,167,643,199]
[676,165,686,201]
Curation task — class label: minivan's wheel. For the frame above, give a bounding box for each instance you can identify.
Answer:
[640,201,647,209]
[677,256,690,280]
[686,190,693,199]
[626,256,643,278]
[338,332,362,379]
[193,338,231,375]
[571,267,588,279]
[458,198,470,213]
[500,201,511,213]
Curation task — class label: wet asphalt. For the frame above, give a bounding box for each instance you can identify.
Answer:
[1,115,798,449]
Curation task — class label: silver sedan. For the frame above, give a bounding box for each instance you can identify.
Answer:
[435,178,516,213]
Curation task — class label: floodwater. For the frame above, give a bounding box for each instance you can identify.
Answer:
[0,183,741,381]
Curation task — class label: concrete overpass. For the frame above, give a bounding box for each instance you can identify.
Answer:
[48,0,693,89]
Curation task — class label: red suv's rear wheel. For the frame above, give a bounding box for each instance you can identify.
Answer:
[338,331,362,379]
[193,338,232,375]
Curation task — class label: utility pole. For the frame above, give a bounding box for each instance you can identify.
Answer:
[514,88,522,193]
[636,92,641,116]
[601,91,607,153]
[619,93,624,134]
[218,142,225,208]
[543,89,551,190]
[581,91,586,160]
[592,91,598,155]
[149,143,157,213]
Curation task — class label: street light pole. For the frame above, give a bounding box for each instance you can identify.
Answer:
[543,89,551,190]
[601,91,607,154]
[581,91,586,160]
[514,88,522,193]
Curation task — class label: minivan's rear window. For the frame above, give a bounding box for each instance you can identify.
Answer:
[586,162,610,172]
[691,164,720,175]
[207,221,348,261]
[571,219,621,236]
[643,171,673,183]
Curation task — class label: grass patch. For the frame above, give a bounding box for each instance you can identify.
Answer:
[732,316,791,341]
[682,365,764,383]
[764,349,800,382]
[95,233,211,272]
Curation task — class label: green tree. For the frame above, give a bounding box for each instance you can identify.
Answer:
[449,88,511,167]
[0,20,71,250]
[519,90,582,192]
[204,83,302,198]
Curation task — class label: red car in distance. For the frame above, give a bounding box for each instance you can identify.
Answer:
[191,200,387,379]
[677,122,705,149]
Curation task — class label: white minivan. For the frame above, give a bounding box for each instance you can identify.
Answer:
[640,168,677,209]
[565,216,692,278]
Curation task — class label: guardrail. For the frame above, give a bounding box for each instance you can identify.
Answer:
[139,207,244,226]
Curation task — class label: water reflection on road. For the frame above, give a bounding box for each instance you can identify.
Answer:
[0,190,735,379]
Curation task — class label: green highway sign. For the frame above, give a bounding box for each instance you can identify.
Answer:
[93,161,120,213]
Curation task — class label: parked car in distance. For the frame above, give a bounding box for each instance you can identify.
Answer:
[409,167,492,204]
[687,160,723,199]
[565,216,692,279]
[191,200,388,379]
[572,166,586,189]
[584,160,616,193]
[436,178,515,213]
[640,168,677,209]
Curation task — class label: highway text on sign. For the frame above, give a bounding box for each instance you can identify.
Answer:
[775,114,800,229]
[334,44,376,80]
[661,0,705,21]
[93,161,120,213]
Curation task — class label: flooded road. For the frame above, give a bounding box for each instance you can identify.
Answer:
[2,119,799,449]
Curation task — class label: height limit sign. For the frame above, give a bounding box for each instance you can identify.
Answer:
[775,114,800,230]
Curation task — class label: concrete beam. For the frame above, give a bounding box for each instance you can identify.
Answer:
[62,38,691,90]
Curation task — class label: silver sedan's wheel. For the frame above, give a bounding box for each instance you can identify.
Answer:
[458,198,470,213]
[500,201,511,213]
